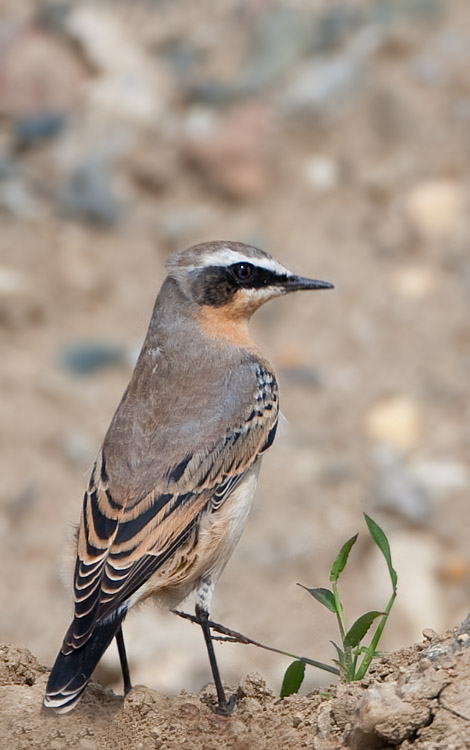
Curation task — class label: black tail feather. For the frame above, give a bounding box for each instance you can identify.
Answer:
[44,611,126,713]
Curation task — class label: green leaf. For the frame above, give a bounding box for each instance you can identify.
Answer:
[364,515,397,592]
[330,534,358,583]
[280,660,306,698]
[343,611,384,648]
[298,584,337,613]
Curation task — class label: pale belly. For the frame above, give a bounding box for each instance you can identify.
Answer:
[130,461,261,611]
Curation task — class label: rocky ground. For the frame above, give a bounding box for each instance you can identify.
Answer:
[3,618,470,749]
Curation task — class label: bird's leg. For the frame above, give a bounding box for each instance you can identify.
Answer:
[115,625,132,695]
[195,603,236,716]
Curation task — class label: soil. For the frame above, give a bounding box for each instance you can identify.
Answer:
[3,621,470,749]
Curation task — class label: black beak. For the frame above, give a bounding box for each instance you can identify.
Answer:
[282,275,334,292]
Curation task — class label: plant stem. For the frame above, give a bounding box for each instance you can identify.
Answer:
[172,609,340,677]
[354,590,396,680]
[332,583,353,679]
[332,583,346,637]
[351,650,359,676]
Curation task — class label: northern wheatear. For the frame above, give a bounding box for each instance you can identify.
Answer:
[44,240,333,715]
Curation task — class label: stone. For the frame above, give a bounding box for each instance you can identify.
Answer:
[351,682,431,745]
[0,24,85,118]
[371,444,433,523]
[371,450,467,522]
[392,265,437,299]
[185,6,313,104]
[184,103,272,199]
[61,159,122,226]
[411,460,468,495]
[59,341,125,375]
[405,180,465,240]
[304,157,339,191]
[65,6,143,74]
[280,27,382,118]
[64,6,167,125]
[366,395,421,452]
[0,178,42,220]
[14,113,66,147]
[440,678,470,720]
[0,268,27,296]
[238,673,272,700]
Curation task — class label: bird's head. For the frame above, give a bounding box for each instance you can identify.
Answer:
[166,241,333,346]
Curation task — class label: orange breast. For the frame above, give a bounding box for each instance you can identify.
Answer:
[198,295,259,350]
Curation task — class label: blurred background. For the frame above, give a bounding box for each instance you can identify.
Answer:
[0,0,469,698]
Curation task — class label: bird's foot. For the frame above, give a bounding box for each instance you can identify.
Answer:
[216,692,237,716]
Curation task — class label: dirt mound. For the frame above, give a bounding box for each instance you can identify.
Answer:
[3,620,470,750]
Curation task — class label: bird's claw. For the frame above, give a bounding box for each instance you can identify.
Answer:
[216,693,237,716]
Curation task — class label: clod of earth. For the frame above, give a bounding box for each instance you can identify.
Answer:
[2,622,470,749]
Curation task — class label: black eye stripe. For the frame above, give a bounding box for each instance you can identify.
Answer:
[229,263,288,289]
[190,263,287,307]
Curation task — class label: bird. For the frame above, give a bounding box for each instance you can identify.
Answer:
[44,240,333,715]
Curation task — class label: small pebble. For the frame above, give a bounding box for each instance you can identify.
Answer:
[304,156,339,191]
[59,341,125,375]
[61,160,122,226]
[367,395,421,452]
[405,180,464,239]
[15,113,66,147]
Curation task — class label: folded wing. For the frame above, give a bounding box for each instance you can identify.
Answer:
[63,363,279,654]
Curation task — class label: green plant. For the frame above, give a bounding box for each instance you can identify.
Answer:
[280,514,397,698]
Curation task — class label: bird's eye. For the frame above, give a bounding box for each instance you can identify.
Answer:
[232,262,254,281]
